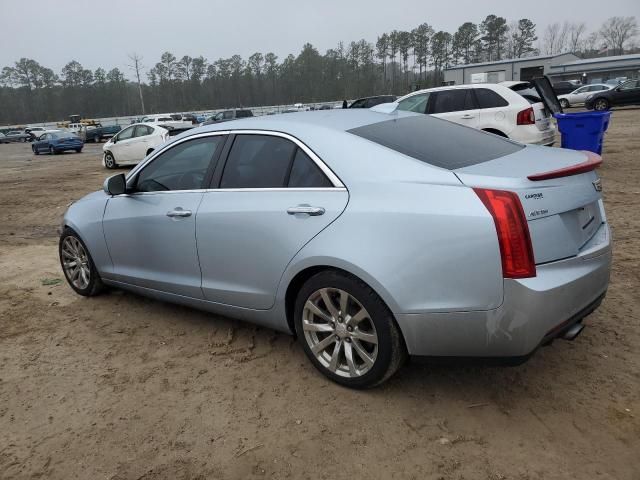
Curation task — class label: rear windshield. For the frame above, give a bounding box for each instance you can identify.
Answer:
[347,115,523,170]
[508,82,541,104]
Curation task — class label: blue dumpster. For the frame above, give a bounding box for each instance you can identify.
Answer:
[553,111,611,155]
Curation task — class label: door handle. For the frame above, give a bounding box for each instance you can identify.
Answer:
[287,206,325,216]
[461,114,475,119]
[166,208,192,218]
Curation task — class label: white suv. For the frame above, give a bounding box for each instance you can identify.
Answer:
[394,82,555,146]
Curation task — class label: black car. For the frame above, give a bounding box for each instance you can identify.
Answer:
[585,79,640,111]
[202,109,254,125]
[348,95,397,109]
[551,81,582,96]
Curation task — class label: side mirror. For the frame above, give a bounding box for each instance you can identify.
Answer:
[103,173,127,196]
[111,136,117,143]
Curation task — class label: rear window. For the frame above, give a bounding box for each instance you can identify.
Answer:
[509,82,542,104]
[347,115,523,170]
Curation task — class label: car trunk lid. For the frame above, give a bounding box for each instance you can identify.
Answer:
[455,146,604,264]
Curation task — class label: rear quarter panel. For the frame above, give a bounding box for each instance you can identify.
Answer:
[280,180,503,315]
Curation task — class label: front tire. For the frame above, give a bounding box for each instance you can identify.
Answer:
[560,98,570,109]
[294,270,406,388]
[75,148,82,153]
[33,145,39,155]
[104,151,117,169]
[594,98,610,111]
[59,228,104,297]
[93,135,100,143]
[49,146,56,155]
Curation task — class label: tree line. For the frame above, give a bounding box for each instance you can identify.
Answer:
[0,15,637,125]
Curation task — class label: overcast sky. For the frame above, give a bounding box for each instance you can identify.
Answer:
[1,0,638,78]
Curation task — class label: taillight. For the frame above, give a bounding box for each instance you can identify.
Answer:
[474,188,536,279]
[516,107,535,125]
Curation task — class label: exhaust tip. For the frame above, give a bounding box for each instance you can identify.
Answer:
[563,322,585,341]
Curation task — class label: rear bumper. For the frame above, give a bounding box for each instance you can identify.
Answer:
[396,224,611,358]
[510,125,555,146]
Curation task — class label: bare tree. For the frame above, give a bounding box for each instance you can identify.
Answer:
[127,53,146,115]
[543,22,571,54]
[568,22,587,53]
[599,16,639,55]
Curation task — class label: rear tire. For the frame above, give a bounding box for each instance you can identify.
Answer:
[294,270,406,389]
[59,228,104,297]
[33,145,39,155]
[49,146,56,155]
[75,148,82,153]
[104,152,117,169]
[93,135,100,143]
[560,98,570,109]
[594,98,610,111]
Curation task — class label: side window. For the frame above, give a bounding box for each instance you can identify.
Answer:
[220,135,297,188]
[223,111,234,119]
[619,80,639,90]
[117,126,135,141]
[349,99,365,109]
[474,88,509,109]
[288,149,332,188]
[397,93,430,113]
[430,89,474,114]
[135,136,222,192]
[134,125,152,137]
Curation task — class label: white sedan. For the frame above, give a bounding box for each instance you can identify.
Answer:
[102,123,169,169]
[558,84,613,108]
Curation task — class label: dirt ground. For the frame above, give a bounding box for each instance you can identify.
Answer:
[0,111,639,480]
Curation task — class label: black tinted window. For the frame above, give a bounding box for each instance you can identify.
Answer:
[136,137,222,192]
[220,135,297,188]
[430,89,475,114]
[236,110,253,118]
[349,99,366,108]
[475,88,509,108]
[288,149,332,188]
[348,115,523,170]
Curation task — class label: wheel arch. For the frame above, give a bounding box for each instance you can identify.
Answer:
[282,262,400,337]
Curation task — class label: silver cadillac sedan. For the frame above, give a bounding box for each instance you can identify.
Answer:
[59,109,611,388]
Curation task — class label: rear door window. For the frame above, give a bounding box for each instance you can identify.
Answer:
[288,149,332,188]
[220,135,297,188]
[474,88,509,109]
[429,89,475,114]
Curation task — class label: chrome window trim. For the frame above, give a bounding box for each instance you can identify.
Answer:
[112,187,347,198]
[127,129,344,189]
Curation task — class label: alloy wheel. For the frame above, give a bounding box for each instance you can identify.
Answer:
[302,288,378,378]
[61,236,91,290]
[594,99,608,111]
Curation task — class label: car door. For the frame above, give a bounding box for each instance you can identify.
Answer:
[427,88,480,130]
[196,132,349,310]
[613,79,640,106]
[570,85,590,104]
[102,134,226,297]
[129,124,155,160]
[473,87,511,134]
[111,125,136,162]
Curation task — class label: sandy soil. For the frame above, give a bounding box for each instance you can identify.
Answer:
[1,112,639,480]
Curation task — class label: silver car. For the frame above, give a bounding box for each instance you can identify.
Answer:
[59,110,611,388]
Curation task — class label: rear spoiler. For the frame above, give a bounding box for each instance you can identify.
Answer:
[527,151,602,181]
